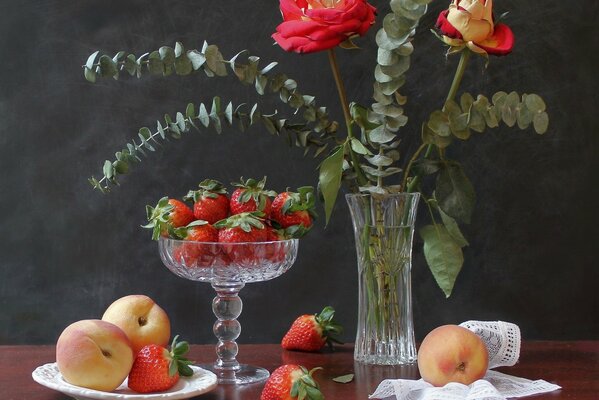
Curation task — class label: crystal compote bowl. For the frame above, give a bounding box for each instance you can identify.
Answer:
[158,237,298,385]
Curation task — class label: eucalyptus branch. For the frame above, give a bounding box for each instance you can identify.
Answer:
[89,97,337,192]
[83,41,338,135]
[348,0,433,194]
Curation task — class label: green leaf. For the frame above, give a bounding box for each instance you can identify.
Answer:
[159,46,175,65]
[319,146,345,224]
[124,54,137,76]
[524,93,546,113]
[205,45,227,76]
[84,67,97,83]
[436,162,476,224]
[533,112,549,134]
[420,224,464,298]
[350,138,372,155]
[198,103,209,127]
[175,52,193,75]
[369,126,396,143]
[414,159,441,175]
[428,110,451,137]
[422,123,452,149]
[437,205,469,247]
[187,50,206,70]
[332,374,354,384]
[148,51,163,75]
[84,50,100,82]
[98,55,118,77]
[103,160,115,180]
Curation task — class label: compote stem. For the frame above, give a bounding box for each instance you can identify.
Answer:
[211,282,244,372]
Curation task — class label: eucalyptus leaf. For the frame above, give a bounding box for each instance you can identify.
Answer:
[350,138,372,155]
[533,112,549,134]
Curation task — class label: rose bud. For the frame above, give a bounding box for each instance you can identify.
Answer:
[436,0,515,56]
[272,0,377,54]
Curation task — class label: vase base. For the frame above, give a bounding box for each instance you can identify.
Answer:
[198,363,270,385]
[354,353,417,365]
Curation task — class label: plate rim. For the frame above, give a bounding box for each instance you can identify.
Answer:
[32,362,217,400]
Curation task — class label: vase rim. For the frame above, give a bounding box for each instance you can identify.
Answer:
[345,192,420,199]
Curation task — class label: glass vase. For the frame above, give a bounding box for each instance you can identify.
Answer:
[346,193,420,365]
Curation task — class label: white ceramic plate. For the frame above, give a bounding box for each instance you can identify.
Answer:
[32,363,218,400]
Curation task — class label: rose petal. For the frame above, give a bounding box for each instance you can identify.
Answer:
[279,0,305,20]
[273,0,376,53]
[436,10,463,40]
[476,23,514,56]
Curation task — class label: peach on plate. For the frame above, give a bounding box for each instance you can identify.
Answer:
[102,294,171,354]
[56,319,134,391]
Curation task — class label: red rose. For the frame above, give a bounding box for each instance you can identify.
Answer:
[272,0,376,54]
[436,0,514,56]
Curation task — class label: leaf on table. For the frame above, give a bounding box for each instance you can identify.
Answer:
[332,374,354,383]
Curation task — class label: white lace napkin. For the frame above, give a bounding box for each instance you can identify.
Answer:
[370,321,561,400]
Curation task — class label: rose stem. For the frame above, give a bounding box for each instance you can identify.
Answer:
[327,48,368,187]
[405,49,472,193]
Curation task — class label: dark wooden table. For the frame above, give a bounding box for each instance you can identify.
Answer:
[2,342,598,399]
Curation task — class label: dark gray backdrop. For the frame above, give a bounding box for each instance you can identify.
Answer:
[0,0,597,345]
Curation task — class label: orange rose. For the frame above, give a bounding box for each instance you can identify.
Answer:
[436,0,514,56]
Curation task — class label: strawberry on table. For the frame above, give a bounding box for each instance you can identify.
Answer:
[128,335,194,394]
[183,179,230,224]
[143,197,195,240]
[230,177,277,217]
[260,364,324,400]
[271,187,316,231]
[282,306,343,352]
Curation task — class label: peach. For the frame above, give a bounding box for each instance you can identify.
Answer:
[417,324,489,387]
[56,319,134,391]
[102,294,171,354]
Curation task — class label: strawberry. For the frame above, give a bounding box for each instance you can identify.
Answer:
[266,226,285,242]
[281,306,343,352]
[172,221,219,267]
[143,197,195,240]
[215,212,268,243]
[215,212,268,262]
[230,177,277,217]
[128,335,194,394]
[183,179,230,224]
[260,365,324,400]
[271,187,316,232]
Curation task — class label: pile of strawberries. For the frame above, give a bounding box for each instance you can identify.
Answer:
[144,177,316,266]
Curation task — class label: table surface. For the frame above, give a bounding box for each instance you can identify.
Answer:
[3,342,598,399]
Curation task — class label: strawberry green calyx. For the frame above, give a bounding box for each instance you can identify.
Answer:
[183,179,228,202]
[168,335,194,377]
[290,366,324,400]
[214,212,265,233]
[282,186,317,217]
[172,220,209,239]
[143,197,175,241]
[232,177,277,209]
[284,224,312,239]
[316,306,343,349]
